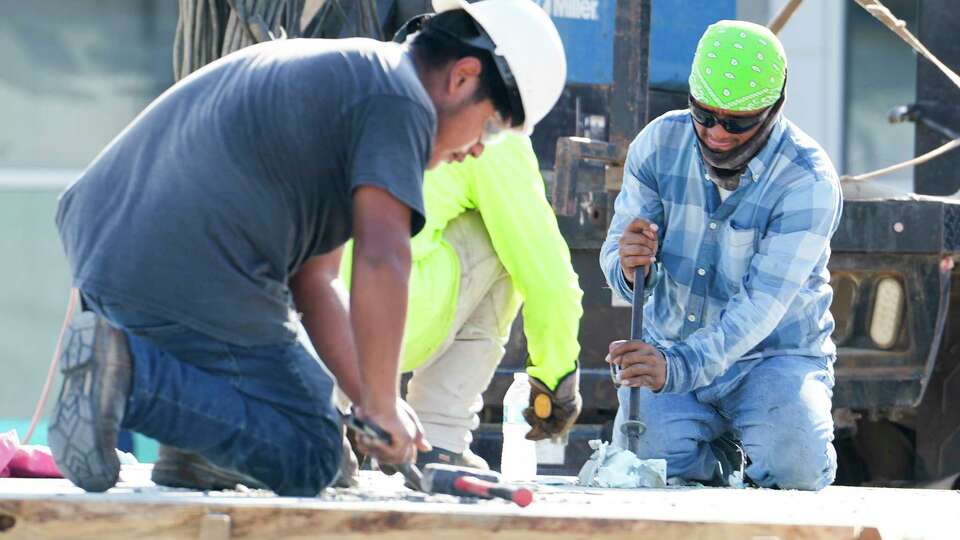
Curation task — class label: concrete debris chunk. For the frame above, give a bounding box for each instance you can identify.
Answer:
[577,439,667,488]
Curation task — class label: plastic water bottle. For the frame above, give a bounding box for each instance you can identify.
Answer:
[501,372,538,481]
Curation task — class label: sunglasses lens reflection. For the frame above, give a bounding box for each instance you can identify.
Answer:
[689,101,766,134]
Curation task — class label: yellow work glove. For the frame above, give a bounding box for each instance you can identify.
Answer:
[522,365,582,441]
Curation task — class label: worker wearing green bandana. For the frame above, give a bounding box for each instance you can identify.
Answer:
[342,133,583,469]
[688,20,787,111]
[603,20,841,490]
[687,20,790,192]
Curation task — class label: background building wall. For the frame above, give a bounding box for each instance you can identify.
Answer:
[0,1,177,454]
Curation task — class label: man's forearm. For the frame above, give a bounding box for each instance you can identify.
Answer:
[520,274,583,391]
[350,247,410,414]
[291,255,365,405]
[299,288,364,404]
[663,293,787,394]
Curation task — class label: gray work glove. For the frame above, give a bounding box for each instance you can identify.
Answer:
[522,366,582,441]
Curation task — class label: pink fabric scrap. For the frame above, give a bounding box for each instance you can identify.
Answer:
[0,430,63,478]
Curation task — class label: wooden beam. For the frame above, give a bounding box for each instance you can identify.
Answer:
[198,513,231,540]
[2,471,958,539]
[0,498,875,540]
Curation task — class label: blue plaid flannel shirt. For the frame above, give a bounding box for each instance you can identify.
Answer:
[601,110,843,394]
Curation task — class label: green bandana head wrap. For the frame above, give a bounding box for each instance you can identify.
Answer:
[689,20,787,112]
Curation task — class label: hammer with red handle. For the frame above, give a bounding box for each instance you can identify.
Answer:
[343,413,534,506]
[422,463,535,507]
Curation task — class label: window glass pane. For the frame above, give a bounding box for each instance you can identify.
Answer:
[0,1,177,428]
[843,0,918,192]
[0,192,70,424]
[0,0,177,170]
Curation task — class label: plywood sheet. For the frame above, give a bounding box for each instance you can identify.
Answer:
[0,467,955,540]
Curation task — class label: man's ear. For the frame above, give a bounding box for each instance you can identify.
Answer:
[447,56,483,97]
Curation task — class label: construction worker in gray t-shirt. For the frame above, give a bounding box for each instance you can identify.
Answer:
[50,0,566,495]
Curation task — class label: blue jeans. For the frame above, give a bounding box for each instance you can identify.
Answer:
[613,355,837,490]
[82,292,342,496]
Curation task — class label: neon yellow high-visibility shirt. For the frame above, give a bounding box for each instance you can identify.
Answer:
[342,134,582,390]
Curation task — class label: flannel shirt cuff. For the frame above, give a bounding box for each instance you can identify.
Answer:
[617,262,660,301]
[662,341,697,394]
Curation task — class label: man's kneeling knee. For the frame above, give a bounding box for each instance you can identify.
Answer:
[269,422,343,496]
[763,438,836,491]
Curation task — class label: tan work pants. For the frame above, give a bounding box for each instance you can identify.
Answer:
[405,211,521,453]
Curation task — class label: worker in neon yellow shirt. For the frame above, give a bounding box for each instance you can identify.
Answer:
[342,132,584,468]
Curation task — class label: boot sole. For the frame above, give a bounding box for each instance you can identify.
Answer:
[48,311,121,492]
[152,460,264,491]
[151,463,234,491]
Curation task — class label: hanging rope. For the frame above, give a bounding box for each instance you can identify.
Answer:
[841,0,960,182]
[173,0,305,81]
[301,0,388,40]
[356,0,384,41]
[855,0,960,89]
[172,0,390,80]
[841,139,960,182]
[762,0,960,183]
[768,0,804,35]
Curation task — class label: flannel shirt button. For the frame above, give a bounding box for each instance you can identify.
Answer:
[697,268,706,276]
[687,314,696,322]
[708,222,718,230]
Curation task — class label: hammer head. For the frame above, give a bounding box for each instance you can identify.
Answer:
[421,464,500,495]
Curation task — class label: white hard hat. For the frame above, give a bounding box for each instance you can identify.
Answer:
[432,0,567,135]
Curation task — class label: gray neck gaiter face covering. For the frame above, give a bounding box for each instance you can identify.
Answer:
[693,93,786,192]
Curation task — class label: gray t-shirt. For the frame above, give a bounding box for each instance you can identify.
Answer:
[57,38,435,346]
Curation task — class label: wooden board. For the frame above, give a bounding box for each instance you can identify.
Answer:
[0,467,956,540]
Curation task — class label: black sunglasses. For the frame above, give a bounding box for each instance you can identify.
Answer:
[688,96,769,134]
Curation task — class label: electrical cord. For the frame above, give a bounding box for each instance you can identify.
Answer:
[22,290,78,445]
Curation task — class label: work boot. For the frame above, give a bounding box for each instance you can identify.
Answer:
[48,309,132,492]
[707,436,747,487]
[152,445,267,490]
[416,447,489,471]
[376,446,489,475]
